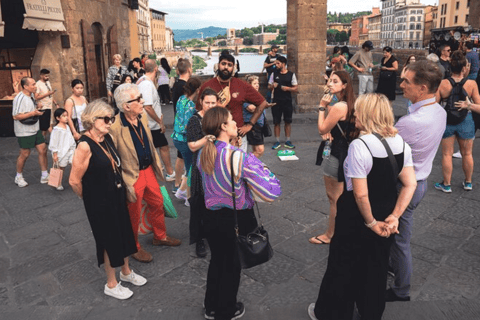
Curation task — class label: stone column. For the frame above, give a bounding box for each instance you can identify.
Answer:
[469,1,480,29]
[287,0,327,112]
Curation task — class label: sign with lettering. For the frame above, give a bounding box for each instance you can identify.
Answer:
[23,0,65,22]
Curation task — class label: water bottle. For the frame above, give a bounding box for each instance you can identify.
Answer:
[368,67,373,74]
[322,140,331,159]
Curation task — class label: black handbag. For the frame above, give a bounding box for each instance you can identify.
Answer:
[230,150,273,269]
[19,116,40,125]
[261,119,272,137]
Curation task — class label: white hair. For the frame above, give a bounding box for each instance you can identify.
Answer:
[114,83,139,112]
[426,53,439,63]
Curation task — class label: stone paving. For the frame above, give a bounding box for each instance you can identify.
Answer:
[1,97,480,319]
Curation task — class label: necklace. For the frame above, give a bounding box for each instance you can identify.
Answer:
[87,131,122,188]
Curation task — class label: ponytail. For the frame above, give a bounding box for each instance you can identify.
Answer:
[200,107,230,175]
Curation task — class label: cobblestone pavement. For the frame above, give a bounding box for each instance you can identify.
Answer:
[1,97,480,319]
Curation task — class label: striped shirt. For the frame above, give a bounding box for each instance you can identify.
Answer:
[198,141,282,210]
[12,92,39,137]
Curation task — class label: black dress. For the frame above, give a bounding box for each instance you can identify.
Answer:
[376,55,398,101]
[80,134,137,268]
[186,112,206,244]
[314,136,405,320]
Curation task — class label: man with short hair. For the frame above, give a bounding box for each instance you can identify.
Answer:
[111,83,181,263]
[264,45,280,102]
[268,55,298,149]
[465,42,479,80]
[170,58,192,193]
[198,53,268,152]
[137,59,175,181]
[386,61,447,302]
[12,77,49,187]
[349,41,375,96]
[438,44,452,79]
[35,69,58,137]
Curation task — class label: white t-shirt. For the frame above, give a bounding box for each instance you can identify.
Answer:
[12,92,39,137]
[137,75,162,131]
[49,126,76,160]
[36,80,53,110]
[344,133,414,191]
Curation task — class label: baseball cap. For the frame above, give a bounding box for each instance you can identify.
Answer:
[271,44,279,49]
[363,41,374,49]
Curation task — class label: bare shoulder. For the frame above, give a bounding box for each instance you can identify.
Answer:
[76,140,91,155]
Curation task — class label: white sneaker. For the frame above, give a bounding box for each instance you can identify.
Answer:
[165,171,176,182]
[119,270,147,286]
[14,176,28,188]
[308,303,318,320]
[175,188,188,200]
[56,185,64,191]
[40,174,49,184]
[104,282,133,300]
[184,199,190,207]
[453,151,462,159]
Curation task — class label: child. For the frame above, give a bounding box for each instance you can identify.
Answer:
[48,108,76,190]
[244,75,269,158]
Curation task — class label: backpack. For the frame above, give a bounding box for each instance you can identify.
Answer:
[444,77,469,125]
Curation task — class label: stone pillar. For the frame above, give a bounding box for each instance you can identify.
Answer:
[208,46,212,56]
[287,0,327,112]
[235,45,239,55]
[469,1,480,29]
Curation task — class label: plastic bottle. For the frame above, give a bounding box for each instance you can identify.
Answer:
[368,67,373,74]
[322,140,331,159]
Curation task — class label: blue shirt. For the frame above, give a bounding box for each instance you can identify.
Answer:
[242,102,266,126]
[466,51,480,75]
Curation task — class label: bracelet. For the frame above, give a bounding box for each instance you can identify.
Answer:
[364,219,377,228]
[319,107,326,111]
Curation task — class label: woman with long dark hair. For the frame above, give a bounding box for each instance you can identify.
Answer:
[158,58,172,104]
[376,46,399,101]
[310,71,357,245]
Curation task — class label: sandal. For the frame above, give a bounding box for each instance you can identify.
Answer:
[309,235,330,245]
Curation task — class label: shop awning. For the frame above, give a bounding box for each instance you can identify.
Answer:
[22,0,66,32]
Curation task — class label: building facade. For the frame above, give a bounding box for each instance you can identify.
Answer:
[470,0,479,29]
[424,5,436,47]
[165,27,174,51]
[150,8,166,52]
[327,23,351,33]
[394,2,426,49]
[381,0,396,47]
[437,0,470,29]
[253,30,279,45]
[350,17,361,46]
[368,13,383,48]
[0,0,135,109]
[137,0,151,54]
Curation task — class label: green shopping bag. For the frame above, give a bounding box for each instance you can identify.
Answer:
[161,185,178,219]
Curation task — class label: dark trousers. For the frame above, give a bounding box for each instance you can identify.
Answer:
[203,207,257,320]
[158,84,170,103]
[314,232,392,320]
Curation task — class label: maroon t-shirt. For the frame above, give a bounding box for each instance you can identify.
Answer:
[198,77,265,127]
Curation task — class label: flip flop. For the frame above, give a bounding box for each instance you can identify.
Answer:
[309,236,330,245]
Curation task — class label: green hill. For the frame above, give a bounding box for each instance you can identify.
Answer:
[173,26,227,41]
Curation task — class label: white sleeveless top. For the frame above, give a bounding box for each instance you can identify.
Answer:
[71,98,87,132]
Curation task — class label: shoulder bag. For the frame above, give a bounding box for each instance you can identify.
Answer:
[18,95,40,125]
[231,150,273,269]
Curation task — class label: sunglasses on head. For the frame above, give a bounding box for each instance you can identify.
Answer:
[95,116,116,124]
[127,94,143,104]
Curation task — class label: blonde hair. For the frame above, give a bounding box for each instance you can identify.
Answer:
[354,93,398,138]
[245,75,259,84]
[81,99,114,131]
[112,54,122,61]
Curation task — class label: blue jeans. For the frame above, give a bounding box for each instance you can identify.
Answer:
[173,140,193,174]
[389,179,428,298]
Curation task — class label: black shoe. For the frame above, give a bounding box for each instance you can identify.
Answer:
[196,239,207,258]
[204,309,215,320]
[232,302,245,320]
[385,288,410,302]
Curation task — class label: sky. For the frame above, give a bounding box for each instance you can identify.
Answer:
[150,0,438,30]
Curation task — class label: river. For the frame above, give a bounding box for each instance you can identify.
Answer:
[191,51,285,76]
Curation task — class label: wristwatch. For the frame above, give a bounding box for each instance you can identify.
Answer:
[319,107,326,111]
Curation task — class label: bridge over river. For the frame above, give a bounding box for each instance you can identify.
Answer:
[185,44,287,55]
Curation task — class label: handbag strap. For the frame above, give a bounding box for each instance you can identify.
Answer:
[372,133,399,184]
[336,122,347,140]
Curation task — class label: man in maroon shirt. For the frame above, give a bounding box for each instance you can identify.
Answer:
[198,53,268,152]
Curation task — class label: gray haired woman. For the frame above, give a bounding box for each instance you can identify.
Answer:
[106,54,129,112]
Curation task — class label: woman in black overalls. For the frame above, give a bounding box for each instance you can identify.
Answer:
[309,93,417,320]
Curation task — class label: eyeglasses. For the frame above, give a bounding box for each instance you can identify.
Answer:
[95,116,116,124]
[127,94,143,104]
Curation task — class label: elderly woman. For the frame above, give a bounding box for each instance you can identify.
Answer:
[69,99,146,300]
[308,93,417,320]
[434,51,480,193]
[110,83,180,263]
[198,107,282,320]
[376,46,399,101]
[106,54,129,112]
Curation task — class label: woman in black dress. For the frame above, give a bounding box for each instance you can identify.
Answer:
[376,46,399,101]
[186,89,219,257]
[70,99,147,300]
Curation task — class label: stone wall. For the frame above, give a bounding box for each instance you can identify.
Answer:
[469,1,480,29]
[31,0,132,104]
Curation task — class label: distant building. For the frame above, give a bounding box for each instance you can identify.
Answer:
[470,0,480,29]
[327,23,352,33]
[253,29,279,45]
[351,8,380,47]
[137,0,151,53]
[150,9,167,52]
[394,2,426,49]
[437,0,470,29]
[424,5,436,48]
[368,13,383,48]
[350,18,361,46]
[381,0,397,47]
[166,27,174,51]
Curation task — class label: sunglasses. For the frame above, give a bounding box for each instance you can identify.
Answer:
[127,94,143,104]
[95,116,116,124]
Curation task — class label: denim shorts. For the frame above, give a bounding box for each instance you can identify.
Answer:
[443,112,475,140]
[323,154,339,180]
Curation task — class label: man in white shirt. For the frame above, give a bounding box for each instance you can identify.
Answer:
[35,69,58,137]
[12,77,49,187]
[137,59,175,179]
